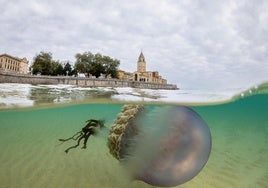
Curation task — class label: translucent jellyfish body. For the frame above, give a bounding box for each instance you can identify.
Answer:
[107,105,211,187]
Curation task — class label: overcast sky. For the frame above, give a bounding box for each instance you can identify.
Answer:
[1,0,267,89]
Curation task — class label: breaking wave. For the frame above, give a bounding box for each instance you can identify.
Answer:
[0,81,267,109]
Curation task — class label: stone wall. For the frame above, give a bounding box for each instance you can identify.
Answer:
[0,72,178,90]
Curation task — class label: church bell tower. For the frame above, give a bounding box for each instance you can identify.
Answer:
[137,52,146,72]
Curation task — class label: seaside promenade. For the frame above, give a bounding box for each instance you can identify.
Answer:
[0,72,178,90]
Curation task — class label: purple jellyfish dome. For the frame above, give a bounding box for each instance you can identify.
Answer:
[107,105,211,187]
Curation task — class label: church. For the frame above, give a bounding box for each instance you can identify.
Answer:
[118,52,167,84]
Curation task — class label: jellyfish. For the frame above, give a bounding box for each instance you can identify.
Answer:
[107,104,211,187]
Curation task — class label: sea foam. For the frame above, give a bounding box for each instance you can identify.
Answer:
[0,83,255,109]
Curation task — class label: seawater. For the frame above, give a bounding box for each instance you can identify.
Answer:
[0,87,267,188]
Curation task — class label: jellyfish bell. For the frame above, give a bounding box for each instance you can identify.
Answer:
[107,105,211,187]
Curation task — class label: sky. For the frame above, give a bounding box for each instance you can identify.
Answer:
[1,0,267,89]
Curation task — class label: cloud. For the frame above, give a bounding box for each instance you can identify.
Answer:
[0,0,267,89]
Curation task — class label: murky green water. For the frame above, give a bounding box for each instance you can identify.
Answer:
[0,88,267,187]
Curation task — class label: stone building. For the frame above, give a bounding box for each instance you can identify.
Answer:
[117,70,133,80]
[118,52,167,84]
[0,53,29,74]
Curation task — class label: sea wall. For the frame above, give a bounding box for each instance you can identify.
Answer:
[0,72,178,90]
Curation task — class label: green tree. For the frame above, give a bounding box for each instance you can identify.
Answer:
[74,51,120,78]
[102,55,120,78]
[32,52,53,75]
[74,52,94,77]
[74,61,86,75]
[51,61,64,76]
[63,62,73,76]
[92,53,105,78]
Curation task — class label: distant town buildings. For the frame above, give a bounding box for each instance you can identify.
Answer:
[0,52,169,85]
[0,53,29,74]
[118,52,167,84]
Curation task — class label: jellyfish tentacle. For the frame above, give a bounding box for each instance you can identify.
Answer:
[73,132,84,140]
[86,119,99,125]
[65,135,85,153]
[58,131,83,142]
[59,119,105,153]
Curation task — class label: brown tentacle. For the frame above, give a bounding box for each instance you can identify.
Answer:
[65,135,85,153]
[59,119,105,153]
[82,128,95,149]
[58,131,82,142]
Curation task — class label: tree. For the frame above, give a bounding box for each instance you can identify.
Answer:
[74,51,120,78]
[74,61,86,75]
[32,52,74,76]
[92,53,105,78]
[63,62,73,76]
[51,61,64,76]
[32,52,53,75]
[74,52,94,77]
[102,55,120,78]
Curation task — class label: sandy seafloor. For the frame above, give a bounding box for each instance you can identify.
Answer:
[0,83,267,188]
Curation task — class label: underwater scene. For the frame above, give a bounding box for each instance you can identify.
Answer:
[0,83,267,188]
